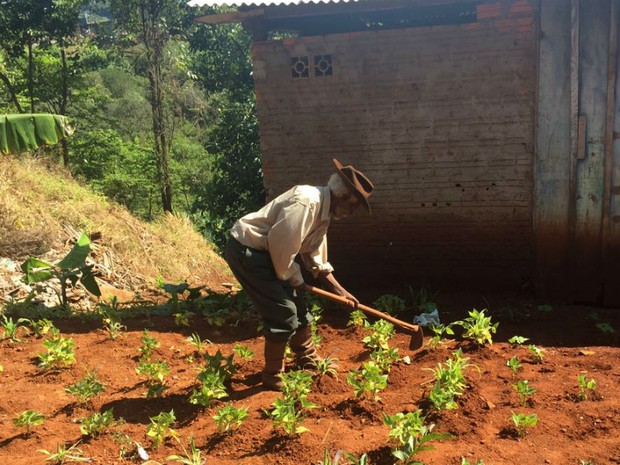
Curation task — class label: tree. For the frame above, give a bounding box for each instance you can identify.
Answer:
[109,0,194,213]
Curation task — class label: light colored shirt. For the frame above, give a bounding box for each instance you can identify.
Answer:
[230,185,334,287]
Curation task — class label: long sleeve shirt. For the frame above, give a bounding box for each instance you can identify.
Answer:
[230,185,333,287]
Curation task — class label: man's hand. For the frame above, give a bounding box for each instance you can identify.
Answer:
[338,288,359,309]
[294,283,309,295]
[317,272,359,309]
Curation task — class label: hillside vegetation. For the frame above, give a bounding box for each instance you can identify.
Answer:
[0,155,233,301]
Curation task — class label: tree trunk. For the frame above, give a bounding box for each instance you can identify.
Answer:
[59,42,70,166]
[0,72,24,113]
[28,39,34,113]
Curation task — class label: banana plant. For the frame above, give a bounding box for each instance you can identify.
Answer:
[21,232,101,306]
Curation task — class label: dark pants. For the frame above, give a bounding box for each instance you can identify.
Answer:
[224,235,312,342]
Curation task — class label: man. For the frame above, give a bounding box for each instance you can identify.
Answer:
[224,158,374,390]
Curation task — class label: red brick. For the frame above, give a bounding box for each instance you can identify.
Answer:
[477,3,502,19]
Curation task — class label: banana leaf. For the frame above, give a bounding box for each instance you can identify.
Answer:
[0,113,73,155]
[57,233,91,270]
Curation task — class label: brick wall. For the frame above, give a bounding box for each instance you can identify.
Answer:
[252,0,538,291]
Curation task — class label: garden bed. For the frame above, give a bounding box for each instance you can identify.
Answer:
[0,294,619,465]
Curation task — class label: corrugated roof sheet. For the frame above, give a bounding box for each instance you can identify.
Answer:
[188,0,357,7]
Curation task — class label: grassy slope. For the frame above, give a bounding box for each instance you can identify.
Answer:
[0,155,233,293]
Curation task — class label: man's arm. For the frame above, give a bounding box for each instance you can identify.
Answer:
[315,271,359,309]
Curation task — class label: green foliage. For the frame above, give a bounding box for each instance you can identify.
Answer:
[577,374,597,401]
[508,335,529,345]
[80,409,116,437]
[427,323,455,350]
[427,349,475,411]
[202,349,236,382]
[1,315,30,342]
[166,435,206,465]
[316,449,369,465]
[13,410,45,433]
[383,411,426,445]
[212,405,249,433]
[65,369,106,406]
[506,356,522,377]
[38,441,91,464]
[38,333,76,369]
[190,369,228,407]
[97,299,126,340]
[147,410,178,449]
[21,232,101,307]
[510,412,538,436]
[187,333,211,354]
[513,380,537,407]
[527,344,545,363]
[267,369,317,435]
[136,360,170,398]
[314,354,339,379]
[362,319,395,351]
[461,459,485,465]
[232,344,254,360]
[370,347,399,374]
[373,294,405,316]
[347,361,388,401]
[138,330,160,360]
[409,285,438,313]
[455,309,498,346]
[28,318,57,338]
[347,309,367,327]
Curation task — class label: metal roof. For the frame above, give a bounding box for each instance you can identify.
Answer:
[187,0,357,7]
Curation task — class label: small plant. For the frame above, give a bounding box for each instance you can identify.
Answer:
[370,347,399,373]
[174,310,195,327]
[373,294,406,316]
[202,349,236,382]
[138,330,160,360]
[267,369,317,435]
[384,410,451,464]
[203,308,229,326]
[29,318,57,338]
[317,449,369,465]
[508,335,529,345]
[314,353,339,378]
[537,304,553,313]
[461,459,485,465]
[187,333,211,354]
[21,232,101,307]
[65,369,106,406]
[147,410,178,448]
[38,334,76,369]
[13,410,45,434]
[455,308,498,346]
[595,322,616,334]
[136,360,170,398]
[577,374,597,401]
[506,356,522,377]
[511,412,538,436]
[80,409,116,436]
[38,441,91,464]
[347,309,367,327]
[98,299,126,340]
[190,369,228,407]
[1,315,30,342]
[513,380,537,407]
[232,344,254,360]
[166,435,205,465]
[347,361,388,401]
[212,405,249,433]
[427,349,476,410]
[427,323,455,350]
[409,285,438,313]
[527,344,545,363]
[362,319,395,350]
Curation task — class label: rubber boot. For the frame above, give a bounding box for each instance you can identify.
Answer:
[290,326,323,369]
[262,339,287,390]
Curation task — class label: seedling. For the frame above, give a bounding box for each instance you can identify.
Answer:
[80,409,116,437]
[347,361,388,401]
[187,333,211,354]
[314,353,339,378]
[362,319,395,350]
[347,309,367,327]
[146,409,178,448]
[232,344,254,360]
[409,285,438,313]
[136,360,170,398]
[38,441,91,464]
[508,335,529,346]
[595,322,616,334]
[203,308,229,326]
[537,304,553,313]
[455,309,498,346]
[384,410,451,464]
[212,405,249,433]
[577,374,597,401]
[427,349,476,410]
[513,380,537,407]
[370,347,399,373]
[203,350,236,382]
[21,232,101,307]
[174,311,195,327]
[38,334,76,369]
[97,299,126,340]
[1,315,30,342]
[373,294,406,316]
[65,369,106,406]
[29,318,57,338]
[461,459,484,465]
[506,356,522,377]
[311,323,323,348]
[427,323,455,350]
[13,410,45,434]
[317,449,369,465]
[190,369,228,407]
[267,369,317,435]
[166,435,205,465]
[138,330,160,360]
[527,344,545,363]
[510,412,538,437]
